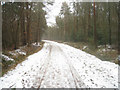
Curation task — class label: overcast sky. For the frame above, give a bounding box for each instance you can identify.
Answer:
[46,0,72,26]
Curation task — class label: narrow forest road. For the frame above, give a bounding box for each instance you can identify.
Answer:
[0,40,120,89]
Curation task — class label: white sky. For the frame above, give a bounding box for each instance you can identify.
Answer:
[46,0,72,26]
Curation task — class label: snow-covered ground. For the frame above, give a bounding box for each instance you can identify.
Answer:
[2,54,14,62]
[9,48,26,56]
[0,40,120,89]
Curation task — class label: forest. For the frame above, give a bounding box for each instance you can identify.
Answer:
[0,1,120,88]
[2,2,47,49]
[2,2,120,54]
[44,2,120,54]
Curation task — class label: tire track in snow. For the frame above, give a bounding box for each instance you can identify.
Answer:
[36,44,52,88]
[54,45,87,88]
[8,43,53,88]
[54,42,119,88]
[39,43,77,88]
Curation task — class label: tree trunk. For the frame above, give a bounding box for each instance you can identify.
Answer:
[74,16,76,40]
[37,3,41,45]
[37,16,40,44]
[108,2,112,45]
[87,4,90,40]
[93,2,97,49]
[21,3,26,46]
[64,17,66,41]
[15,20,19,49]
[118,2,120,54]
[26,2,31,47]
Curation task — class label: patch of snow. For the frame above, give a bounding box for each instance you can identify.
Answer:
[9,52,17,56]
[32,42,41,47]
[2,54,14,61]
[98,45,102,48]
[9,49,26,56]
[106,45,112,49]
[98,48,115,53]
[102,49,107,52]
[82,46,87,50]
[117,55,120,61]
[15,49,26,55]
[97,45,116,53]
[98,45,112,49]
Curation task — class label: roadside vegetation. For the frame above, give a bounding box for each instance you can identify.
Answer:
[62,41,119,65]
[2,42,44,76]
[1,2,50,76]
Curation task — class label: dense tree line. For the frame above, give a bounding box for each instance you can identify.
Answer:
[2,2,47,50]
[44,2,120,53]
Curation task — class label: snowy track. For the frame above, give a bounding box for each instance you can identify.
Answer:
[0,40,120,89]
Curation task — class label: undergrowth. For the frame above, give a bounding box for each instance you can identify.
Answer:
[2,42,44,76]
[63,41,119,65]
